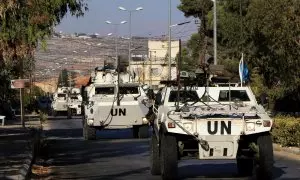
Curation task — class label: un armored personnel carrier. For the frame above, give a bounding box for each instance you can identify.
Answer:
[82,64,150,140]
[67,87,83,117]
[51,87,70,117]
[148,68,274,180]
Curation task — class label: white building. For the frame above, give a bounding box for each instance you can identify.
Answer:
[129,39,179,89]
[148,40,179,60]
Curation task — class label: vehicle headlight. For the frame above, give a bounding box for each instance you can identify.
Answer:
[142,117,149,124]
[88,119,94,125]
[246,122,255,131]
[263,120,271,127]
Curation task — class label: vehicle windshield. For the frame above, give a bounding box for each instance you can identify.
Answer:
[95,87,115,95]
[119,86,139,94]
[168,90,199,102]
[70,96,78,100]
[57,93,66,98]
[218,90,250,102]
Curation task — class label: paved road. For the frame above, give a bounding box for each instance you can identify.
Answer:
[31,117,300,180]
[0,119,40,180]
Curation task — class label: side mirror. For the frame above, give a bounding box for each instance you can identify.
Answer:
[142,84,150,92]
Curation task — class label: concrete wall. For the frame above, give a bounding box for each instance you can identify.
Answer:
[130,60,177,89]
[148,40,179,60]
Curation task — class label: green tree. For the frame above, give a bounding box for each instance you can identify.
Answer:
[0,0,87,64]
[245,0,300,92]
[186,33,201,62]
[175,48,194,71]
[58,69,69,87]
[178,0,213,64]
[0,0,87,104]
[179,0,300,109]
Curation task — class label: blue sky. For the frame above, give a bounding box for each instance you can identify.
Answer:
[55,0,198,39]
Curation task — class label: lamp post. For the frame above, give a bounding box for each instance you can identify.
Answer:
[168,0,171,80]
[106,20,127,68]
[118,6,143,74]
[211,0,217,65]
[168,21,191,80]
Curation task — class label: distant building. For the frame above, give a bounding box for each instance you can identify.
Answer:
[129,39,179,89]
[148,39,179,61]
[130,60,177,90]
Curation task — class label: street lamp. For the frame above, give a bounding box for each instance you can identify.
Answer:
[168,0,171,80]
[168,21,191,80]
[105,20,127,67]
[211,0,217,65]
[118,6,143,74]
[105,20,127,25]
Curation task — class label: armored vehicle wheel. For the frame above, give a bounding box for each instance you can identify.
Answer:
[133,125,149,139]
[255,133,273,180]
[52,110,57,117]
[83,121,96,140]
[67,108,72,119]
[160,132,178,180]
[150,134,161,175]
[237,159,254,176]
[138,125,149,138]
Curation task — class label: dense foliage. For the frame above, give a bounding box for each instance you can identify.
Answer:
[0,0,87,105]
[178,0,300,110]
[272,116,300,147]
[57,69,77,87]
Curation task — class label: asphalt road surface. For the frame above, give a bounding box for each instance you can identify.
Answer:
[31,116,300,180]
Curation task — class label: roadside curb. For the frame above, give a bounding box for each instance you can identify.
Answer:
[273,143,300,155]
[18,127,43,180]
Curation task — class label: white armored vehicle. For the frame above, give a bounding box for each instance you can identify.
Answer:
[67,87,83,117]
[149,71,274,180]
[51,87,70,116]
[82,65,150,140]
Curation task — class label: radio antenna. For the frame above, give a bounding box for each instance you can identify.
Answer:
[176,39,182,111]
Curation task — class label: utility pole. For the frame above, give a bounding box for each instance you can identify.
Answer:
[117,56,120,106]
[118,6,143,76]
[213,0,217,65]
[168,0,172,80]
[105,20,127,68]
[20,58,25,128]
[129,11,132,74]
[143,61,145,84]
[176,38,182,111]
[149,51,153,88]
[115,32,118,69]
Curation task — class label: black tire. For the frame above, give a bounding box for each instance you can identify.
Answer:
[133,126,139,138]
[133,125,149,139]
[52,110,57,117]
[160,132,178,180]
[255,133,274,180]
[150,134,161,175]
[237,159,254,176]
[83,121,96,140]
[67,108,72,119]
[138,125,149,138]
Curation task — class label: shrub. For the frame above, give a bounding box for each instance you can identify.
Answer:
[271,115,300,147]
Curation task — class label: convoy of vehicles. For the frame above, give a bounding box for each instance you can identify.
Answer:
[48,59,274,180]
[51,87,82,118]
